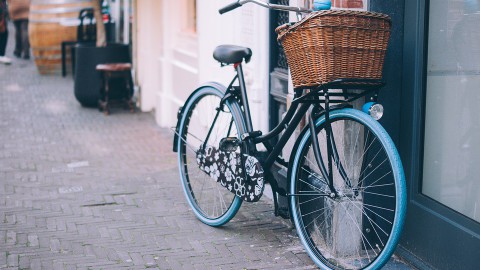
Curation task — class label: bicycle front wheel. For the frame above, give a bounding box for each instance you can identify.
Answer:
[177,85,245,227]
[289,108,406,270]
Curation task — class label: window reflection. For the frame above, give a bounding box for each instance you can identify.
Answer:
[423,0,480,223]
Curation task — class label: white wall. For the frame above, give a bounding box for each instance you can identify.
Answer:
[135,0,271,132]
[156,0,199,128]
[136,0,162,112]
[197,0,270,133]
[135,0,199,128]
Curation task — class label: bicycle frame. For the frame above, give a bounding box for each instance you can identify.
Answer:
[175,0,389,211]
[217,63,385,198]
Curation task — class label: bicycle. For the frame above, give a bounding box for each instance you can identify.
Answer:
[173,1,406,269]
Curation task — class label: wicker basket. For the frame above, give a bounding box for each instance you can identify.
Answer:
[276,10,391,89]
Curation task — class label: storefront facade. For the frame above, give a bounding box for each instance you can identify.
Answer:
[366,0,480,268]
[392,0,480,268]
[132,0,480,269]
[134,0,270,133]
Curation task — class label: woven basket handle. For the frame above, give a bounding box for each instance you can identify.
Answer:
[276,22,296,42]
[276,10,391,43]
[276,11,326,42]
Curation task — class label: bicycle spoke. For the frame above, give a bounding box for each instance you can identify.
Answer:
[357,181,394,191]
[337,201,376,262]
[363,202,395,212]
[303,156,329,187]
[298,177,329,194]
[179,135,200,154]
[348,123,362,175]
[354,137,378,179]
[302,206,328,218]
[363,190,394,198]
[299,194,326,205]
[304,206,328,229]
[339,193,390,242]
[358,157,388,187]
[364,204,394,225]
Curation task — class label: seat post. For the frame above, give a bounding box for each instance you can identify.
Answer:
[235,63,254,133]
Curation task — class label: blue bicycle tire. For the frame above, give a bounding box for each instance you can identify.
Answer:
[289,108,406,270]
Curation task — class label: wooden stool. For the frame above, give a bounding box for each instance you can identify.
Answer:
[96,63,134,115]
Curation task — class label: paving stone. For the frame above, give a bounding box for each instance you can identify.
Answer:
[0,22,416,270]
[6,253,18,268]
[0,252,6,268]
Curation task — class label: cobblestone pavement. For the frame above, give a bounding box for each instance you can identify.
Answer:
[0,29,415,270]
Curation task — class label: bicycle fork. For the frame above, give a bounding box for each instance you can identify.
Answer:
[308,93,352,198]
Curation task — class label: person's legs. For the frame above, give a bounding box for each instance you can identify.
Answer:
[20,19,29,59]
[0,30,12,64]
[13,20,21,57]
[0,30,7,56]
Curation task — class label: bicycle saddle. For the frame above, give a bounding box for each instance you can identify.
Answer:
[213,45,252,64]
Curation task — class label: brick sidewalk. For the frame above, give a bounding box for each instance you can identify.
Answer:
[0,26,415,270]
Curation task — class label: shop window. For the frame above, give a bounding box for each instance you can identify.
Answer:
[423,0,480,223]
[186,0,197,34]
[303,0,367,10]
[332,0,365,9]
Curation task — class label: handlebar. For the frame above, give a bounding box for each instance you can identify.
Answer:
[219,1,243,14]
[219,0,312,15]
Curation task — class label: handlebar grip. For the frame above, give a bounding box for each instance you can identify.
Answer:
[219,1,242,14]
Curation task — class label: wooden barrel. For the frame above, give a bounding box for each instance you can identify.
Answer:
[29,0,94,75]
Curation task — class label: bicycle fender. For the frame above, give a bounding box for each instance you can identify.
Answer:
[285,108,343,222]
[172,82,228,152]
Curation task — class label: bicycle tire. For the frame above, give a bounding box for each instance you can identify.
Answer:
[177,84,245,226]
[289,108,406,270]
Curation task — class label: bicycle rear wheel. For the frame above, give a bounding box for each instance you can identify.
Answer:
[289,108,406,270]
[177,85,245,226]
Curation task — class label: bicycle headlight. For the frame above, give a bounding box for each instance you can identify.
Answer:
[362,102,384,120]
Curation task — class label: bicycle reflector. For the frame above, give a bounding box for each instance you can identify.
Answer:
[362,102,384,120]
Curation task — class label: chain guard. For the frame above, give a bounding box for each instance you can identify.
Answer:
[196,145,265,202]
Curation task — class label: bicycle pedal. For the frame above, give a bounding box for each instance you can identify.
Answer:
[219,137,240,152]
[241,130,262,140]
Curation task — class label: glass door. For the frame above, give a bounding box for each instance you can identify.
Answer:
[400,1,480,269]
[423,0,480,223]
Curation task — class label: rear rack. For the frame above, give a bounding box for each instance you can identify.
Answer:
[294,78,385,104]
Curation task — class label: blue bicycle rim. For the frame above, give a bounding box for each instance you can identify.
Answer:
[177,86,244,227]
